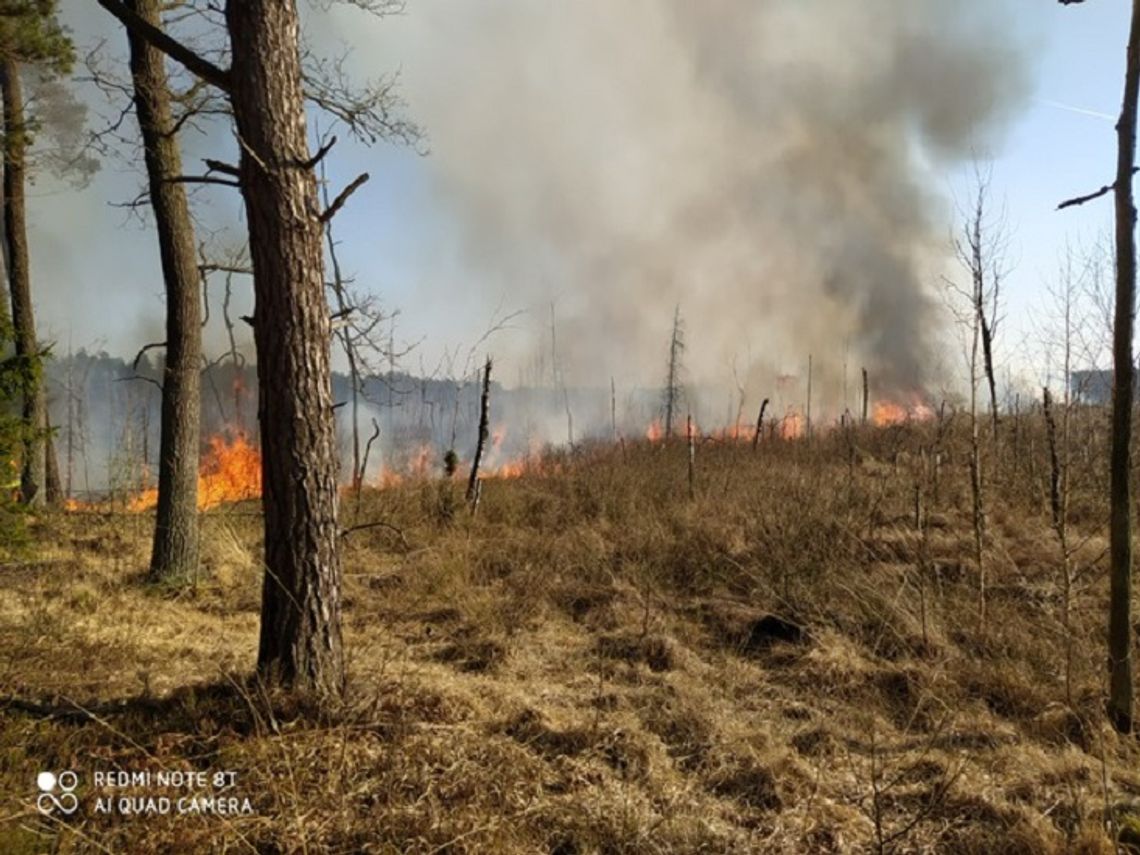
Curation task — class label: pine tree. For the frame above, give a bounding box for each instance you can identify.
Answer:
[0,1,76,506]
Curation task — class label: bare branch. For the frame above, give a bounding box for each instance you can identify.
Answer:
[203,158,240,176]
[303,134,337,170]
[168,175,241,188]
[320,172,370,223]
[95,0,233,94]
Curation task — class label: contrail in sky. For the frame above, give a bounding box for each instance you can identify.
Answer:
[1037,97,1115,121]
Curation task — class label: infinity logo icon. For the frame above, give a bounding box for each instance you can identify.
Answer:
[36,771,79,815]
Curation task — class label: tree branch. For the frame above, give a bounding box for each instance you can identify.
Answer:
[95,0,233,94]
[320,172,370,222]
[204,158,240,177]
[1058,168,1140,210]
[303,134,337,170]
[168,175,241,188]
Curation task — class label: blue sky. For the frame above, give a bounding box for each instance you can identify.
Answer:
[30,2,1138,401]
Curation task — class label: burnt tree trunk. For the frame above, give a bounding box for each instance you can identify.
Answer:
[752,397,768,451]
[125,0,202,584]
[1,59,47,506]
[227,0,344,696]
[861,367,869,425]
[467,357,492,505]
[1108,0,1140,735]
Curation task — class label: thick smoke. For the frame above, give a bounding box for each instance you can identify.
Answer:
[331,0,1030,411]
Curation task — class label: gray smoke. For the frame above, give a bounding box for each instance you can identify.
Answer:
[326,0,1031,410]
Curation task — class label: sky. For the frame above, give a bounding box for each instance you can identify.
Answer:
[25,1,1134,411]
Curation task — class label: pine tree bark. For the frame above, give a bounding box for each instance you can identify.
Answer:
[124,0,201,584]
[226,0,344,696]
[0,58,46,507]
[98,0,347,695]
[1107,0,1140,736]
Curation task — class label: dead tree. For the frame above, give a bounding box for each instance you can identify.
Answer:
[466,356,492,508]
[752,398,769,451]
[1043,387,1075,702]
[686,413,696,500]
[862,367,869,425]
[663,305,684,439]
[1057,0,1139,734]
[806,353,813,439]
[969,287,988,627]
[610,376,617,442]
[955,166,1008,444]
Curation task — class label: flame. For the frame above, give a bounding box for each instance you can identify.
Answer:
[487,459,527,479]
[871,397,935,426]
[709,423,750,442]
[872,401,909,426]
[128,432,261,512]
[646,420,664,442]
[376,443,436,487]
[779,407,804,439]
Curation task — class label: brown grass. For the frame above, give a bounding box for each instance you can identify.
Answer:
[1,414,1139,852]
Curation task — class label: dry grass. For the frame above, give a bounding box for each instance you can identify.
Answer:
[1,415,1139,853]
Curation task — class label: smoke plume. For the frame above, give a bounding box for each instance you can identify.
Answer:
[332,0,1031,409]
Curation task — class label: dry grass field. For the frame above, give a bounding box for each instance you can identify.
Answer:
[1,416,1139,853]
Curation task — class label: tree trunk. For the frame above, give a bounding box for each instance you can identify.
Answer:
[0,58,46,506]
[980,314,999,442]
[467,356,491,505]
[44,410,61,503]
[226,0,344,697]
[125,0,202,584]
[861,367,868,425]
[1107,0,1140,736]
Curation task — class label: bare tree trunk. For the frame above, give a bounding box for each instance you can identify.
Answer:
[467,356,491,506]
[862,367,869,425]
[969,292,987,629]
[226,0,344,696]
[806,353,813,439]
[1107,0,1140,734]
[1,58,46,506]
[686,412,695,500]
[1044,387,1074,705]
[124,0,202,584]
[611,376,617,442]
[664,306,683,439]
[752,398,769,451]
[44,411,61,503]
[980,314,999,442]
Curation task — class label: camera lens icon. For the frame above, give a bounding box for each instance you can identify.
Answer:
[36,770,78,815]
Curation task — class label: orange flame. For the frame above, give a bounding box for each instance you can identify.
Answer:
[377,443,436,487]
[128,432,261,512]
[871,398,935,426]
[646,420,664,442]
[780,408,804,439]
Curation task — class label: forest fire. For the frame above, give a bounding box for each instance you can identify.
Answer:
[129,433,261,512]
[871,398,936,426]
